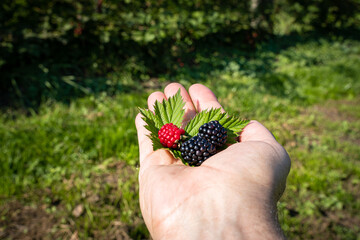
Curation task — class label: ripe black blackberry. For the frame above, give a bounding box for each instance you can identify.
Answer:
[198,120,227,147]
[180,136,216,166]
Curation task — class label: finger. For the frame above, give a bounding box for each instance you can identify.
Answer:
[164,83,197,126]
[188,84,225,112]
[240,120,291,185]
[135,92,166,164]
[148,91,166,112]
[139,149,176,177]
[138,91,175,173]
[240,120,276,143]
[135,113,154,164]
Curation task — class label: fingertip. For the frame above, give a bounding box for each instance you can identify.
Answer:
[189,83,216,96]
[135,112,143,128]
[188,83,208,93]
[148,91,166,111]
[189,83,224,112]
[139,149,176,177]
[240,120,276,143]
[164,82,197,125]
[164,82,185,96]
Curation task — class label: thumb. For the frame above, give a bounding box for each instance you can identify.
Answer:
[138,149,175,178]
[240,120,277,144]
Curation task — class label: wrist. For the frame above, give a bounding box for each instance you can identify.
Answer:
[152,186,285,240]
[235,195,286,240]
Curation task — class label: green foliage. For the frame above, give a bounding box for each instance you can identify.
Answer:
[0,0,264,108]
[174,38,360,115]
[3,0,359,108]
[274,0,360,34]
[0,93,145,196]
[271,100,360,239]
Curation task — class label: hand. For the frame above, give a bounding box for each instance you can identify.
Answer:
[135,83,291,240]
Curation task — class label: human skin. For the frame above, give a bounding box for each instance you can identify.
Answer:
[135,83,291,240]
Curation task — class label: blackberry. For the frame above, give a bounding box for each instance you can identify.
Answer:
[180,136,216,166]
[158,123,185,149]
[198,120,227,147]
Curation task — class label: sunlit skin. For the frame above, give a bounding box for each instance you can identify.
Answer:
[135,83,291,239]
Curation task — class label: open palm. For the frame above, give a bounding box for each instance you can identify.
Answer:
[135,83,291,239]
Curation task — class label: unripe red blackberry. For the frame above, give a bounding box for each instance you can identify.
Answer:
[180,136,216,166]
[198,120,227,147]
[158,123,185,149]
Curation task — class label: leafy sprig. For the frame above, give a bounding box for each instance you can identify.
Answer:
[138,89,250,159]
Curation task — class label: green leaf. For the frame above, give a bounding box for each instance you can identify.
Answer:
[184,108,226,136]
[149,133,163,150]
[166,90,186,126]
[226,131,239,144]
[153,101,167,127]
[219,116,250,134]
[138,108,163,151]
[139,108,158,132]
[144,32,156,42]
[170,149,183,161]
[184,108,250,142]
[154,90,185,127]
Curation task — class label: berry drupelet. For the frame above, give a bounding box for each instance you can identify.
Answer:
[158,123,185,149]
[198,120,227,147]
[180,136,216,166]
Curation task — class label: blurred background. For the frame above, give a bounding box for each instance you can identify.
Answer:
[0,0,359,239]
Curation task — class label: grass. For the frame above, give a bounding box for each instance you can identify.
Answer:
[1,36,359,239]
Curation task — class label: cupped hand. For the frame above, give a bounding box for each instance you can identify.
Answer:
[135,83,291,240]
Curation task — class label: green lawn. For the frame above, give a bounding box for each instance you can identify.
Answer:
[1,37,359,239]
